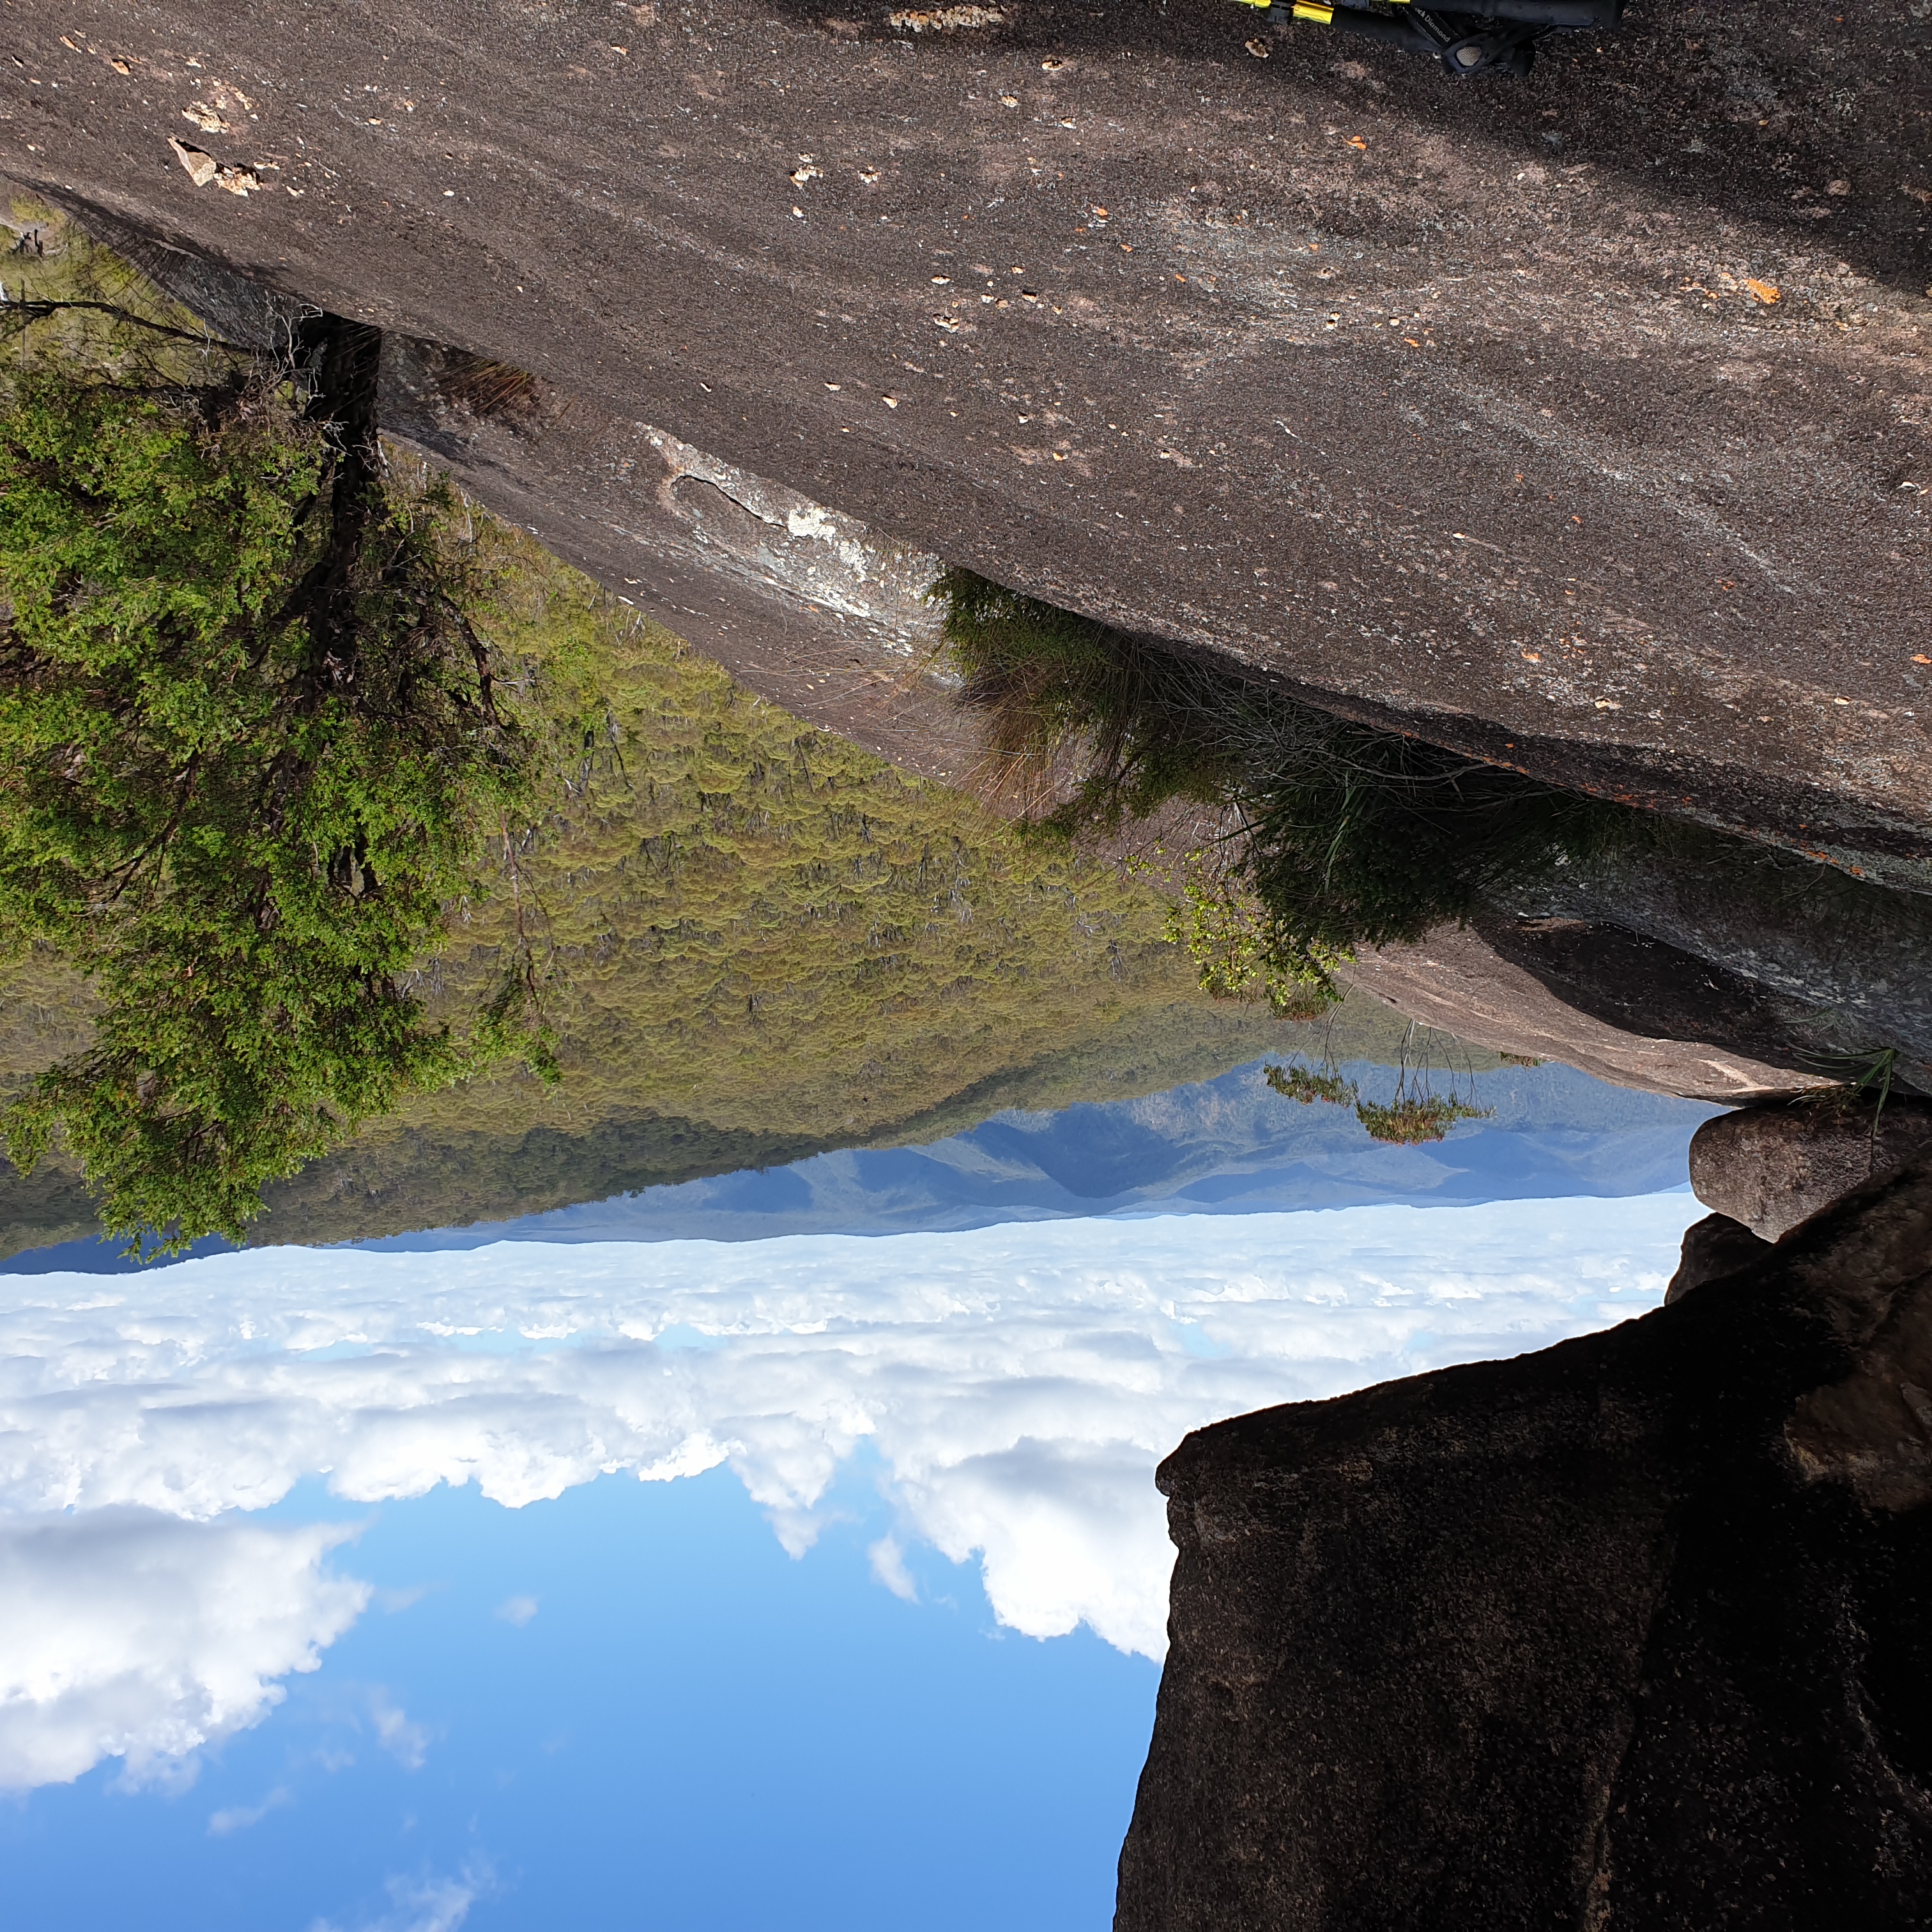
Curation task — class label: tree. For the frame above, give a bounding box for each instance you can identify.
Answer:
[0,316,553,1252]
[1265,1022,1491,1147]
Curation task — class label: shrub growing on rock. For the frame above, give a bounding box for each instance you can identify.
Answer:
[935,567,1646,1001]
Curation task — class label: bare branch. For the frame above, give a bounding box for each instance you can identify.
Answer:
[2,296,259,357]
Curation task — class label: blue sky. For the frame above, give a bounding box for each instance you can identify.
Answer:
[3,1463,1156,1932]
[0,1167,1710,1928]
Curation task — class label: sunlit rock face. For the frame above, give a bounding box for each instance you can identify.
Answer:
[11,0,1929,880]
[0,1197,1696,1790]
[1690,1096,1932,1241]
[1117,1162,1932,1932]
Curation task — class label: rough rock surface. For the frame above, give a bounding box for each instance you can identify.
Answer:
[1690,1096,1932,1241]
[6,0,1929,884]
[1662,1209,1772,1303]
[1117,1159,1932,1931]
[60,201,1861,1111]
[377,330,987,781]
[1484,839,1932,1084]
[1341,924,1830,1104]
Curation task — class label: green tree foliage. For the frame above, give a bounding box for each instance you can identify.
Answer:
[1155,856,1345,1017]
[1264,1064,1356,1109]
[1239,723,1641,963]
[935,565,1243,829]
[935,567,1649,1001]
[1349,1093,1491,1146]
[0,352,550,1251]
[1266,1022,1491,1147]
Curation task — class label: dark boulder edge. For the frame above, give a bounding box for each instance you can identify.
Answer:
[1117,1159,1932,1931]
[1663,1210,1772,1304]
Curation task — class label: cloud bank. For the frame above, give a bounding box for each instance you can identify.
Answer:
[0,1195,1699,1788]
[0,1509,366,1791]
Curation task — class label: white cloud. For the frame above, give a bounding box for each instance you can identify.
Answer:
[0,1510,367,1792]
[368,1690,429,1770]
[209,1783,291,1834]
[868,1536,918,1603]
[905,1437,1179,1655]
[0,1195,1701,1784]
[494,1594,539,1627]
[312,1864,489,1932]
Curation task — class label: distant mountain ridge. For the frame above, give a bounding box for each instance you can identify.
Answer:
[355,1057,1717,1252]
[0,989,1516,1267]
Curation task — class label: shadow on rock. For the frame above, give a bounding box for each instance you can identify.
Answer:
[1119,1156,1932,1930]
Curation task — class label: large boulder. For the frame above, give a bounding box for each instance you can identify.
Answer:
[1662,1211,1773,1305]
[8,0,1931,885]
[1342,924,1830,1107]
[1690,1097,1932,1241]
[1116,1160,1932,1931]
